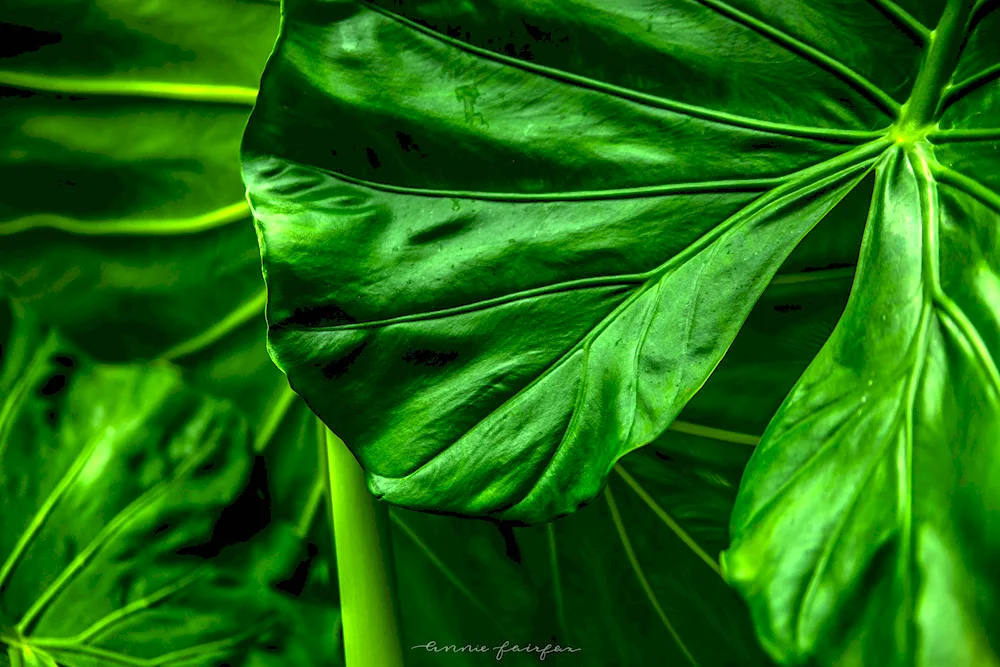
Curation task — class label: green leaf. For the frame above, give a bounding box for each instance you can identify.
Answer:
[719,3,1000,665]
[0,331,273,667]
[242,0,912,523]
[0,0,321,534]
[722,143,1000,664]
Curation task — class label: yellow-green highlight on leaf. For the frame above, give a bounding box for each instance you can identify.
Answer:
[667,420,761,447]
[294,471,327,540]
[0,202,251,237]
[0,71,258,106]
[252,383,300,453]
[930,162,1000,213]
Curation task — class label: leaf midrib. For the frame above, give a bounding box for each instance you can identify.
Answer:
[364,141,886,483]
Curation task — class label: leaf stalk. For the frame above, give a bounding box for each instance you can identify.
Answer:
[323,426,404,667]
[894,0,976,134]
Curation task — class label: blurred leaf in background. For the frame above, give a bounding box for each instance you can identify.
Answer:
[0,1,344,664]
[0,323,296,666]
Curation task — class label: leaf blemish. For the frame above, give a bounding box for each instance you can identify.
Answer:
[319,343,368,380]
[395,130,428,158]
[402,348,458,367]
[455,85,488,127]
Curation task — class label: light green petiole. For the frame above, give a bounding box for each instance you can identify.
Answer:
[323,424,404,667]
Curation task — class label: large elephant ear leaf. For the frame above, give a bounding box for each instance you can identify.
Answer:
[242,0,911,523]
[0,330,274,666]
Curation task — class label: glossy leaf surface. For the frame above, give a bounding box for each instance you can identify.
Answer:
[717,3,1000,666]
[724,142,1000,664]
[242,0,938,524]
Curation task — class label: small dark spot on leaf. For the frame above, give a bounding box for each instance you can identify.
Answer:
[320,343,368,380]
[490,520,522,565]
[39,374,66,396]
[751,141,779,150]
[366,147,381,169]
[63,535,78,562]
[402,348,458,367]
[283,303,357,328]
[154,523,170,535]
[54,355,74,368]
[802,262,854,272]
[395,130,428,158]
[774,304,802,313]
[0,86,37,99]
[199,461,215,472]
[47,410,57,424]
[126,451,146,473]
[0,23,61,59]
[655,451,673,461]
[329,148,338,156]
[522,20,552,42]
[503,42,535,60]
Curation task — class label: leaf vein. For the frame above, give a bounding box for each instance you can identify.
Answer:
[690,0,900,116]
[359,1,888,143]
[605,486,700,667]
[614,464,721,575]
[0,71,257,106]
